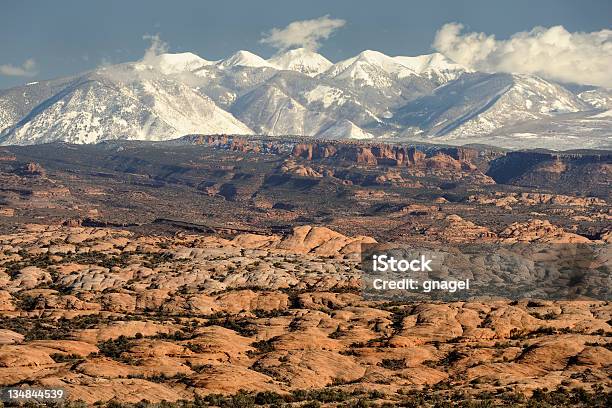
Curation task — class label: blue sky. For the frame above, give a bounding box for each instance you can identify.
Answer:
[1,0,610,89]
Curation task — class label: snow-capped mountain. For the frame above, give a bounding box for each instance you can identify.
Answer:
[268,48,333,77]
[0,48,610,150]
[578,88,612,109]
[0,66,252,145]
[0,77,74,133]
[395,73,588,139]
[322,50,418,87]
[218,51,276,69]
[137,52,215,75]
[230,83,334,136]
[393,52,470,84]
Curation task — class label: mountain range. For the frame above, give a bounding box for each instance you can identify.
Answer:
[0,47,610,149]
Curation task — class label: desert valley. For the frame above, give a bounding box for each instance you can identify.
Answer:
[0,136,609,406]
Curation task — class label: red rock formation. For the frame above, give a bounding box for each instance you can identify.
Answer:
[424,153,462,170]
[20,162,46,177]
[292,143,314,160]
[184,135,489,177]
[407,147,426,166]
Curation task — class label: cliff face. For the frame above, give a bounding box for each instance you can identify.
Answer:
[487,151,612,196]
[292,143,337,160]
[181,135,485,172]
[290,142,481,172]
[175,135,610,194]
[186,135,282,154]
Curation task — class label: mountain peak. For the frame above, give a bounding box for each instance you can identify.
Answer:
[218,50,274,69]
[325,49,416,82]
[356,50,390,61]
[143,52,214,74]
[392,53,469,83]
[268,48,332,76]
[394,53,467,73]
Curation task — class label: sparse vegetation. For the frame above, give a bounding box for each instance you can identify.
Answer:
[96,335,142,365]
[0,142,610,407]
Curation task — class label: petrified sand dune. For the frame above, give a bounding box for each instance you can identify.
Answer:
[275,225,377,256]
[500,219,592,243]
[0,224,609,404]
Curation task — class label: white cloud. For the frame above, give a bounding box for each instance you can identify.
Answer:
[98,34,178,84]
[261,15,346,51]
[142,34,169,63]
[433,23,612,87]
[98,34,167,72]
[0,58,38,77]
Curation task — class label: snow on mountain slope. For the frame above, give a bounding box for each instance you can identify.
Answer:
[0,78,75,133]
[591,109,612,118]
[268,48,332,76]
[304,85,350,108]
[318,50,438,115]
[190,64,278,108]
[0,70,252,146]
[396,73,589,142]
[218,51,276,69]
[460,109,612,150]
[1,78,174,145]
[128,75,252,136]
[578,88,612,109]
[298,84,382,127]
[317,119,374,139]
[322,50,418,87]
[393,53,469,84]
[231,84,333,136]
[136,52,215,74]
[245,71,385,132]
[0,47,609,149]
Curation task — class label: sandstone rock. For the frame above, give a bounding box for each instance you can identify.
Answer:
[215,290,289,314]
[76,357,138,379]
[99,293,136,313]
[76,321,178,343]
[0,208,15,217]
[187,326,255,363]
[29,340,99,357]
[0,329,24,345]
[0,345,55,367]
[0,223,609,402]
[0,291,15,311]
[9,266,53,290]
[425,154,462,171]
[192,365,281,394]
[276,225,375,256]
[48,244,76,254]
[255,350,366,388]
[424,214,497,243]
[61,377,187,404]
[517,334,586,370]
[232,234,280,249]
[500,219,591,243]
